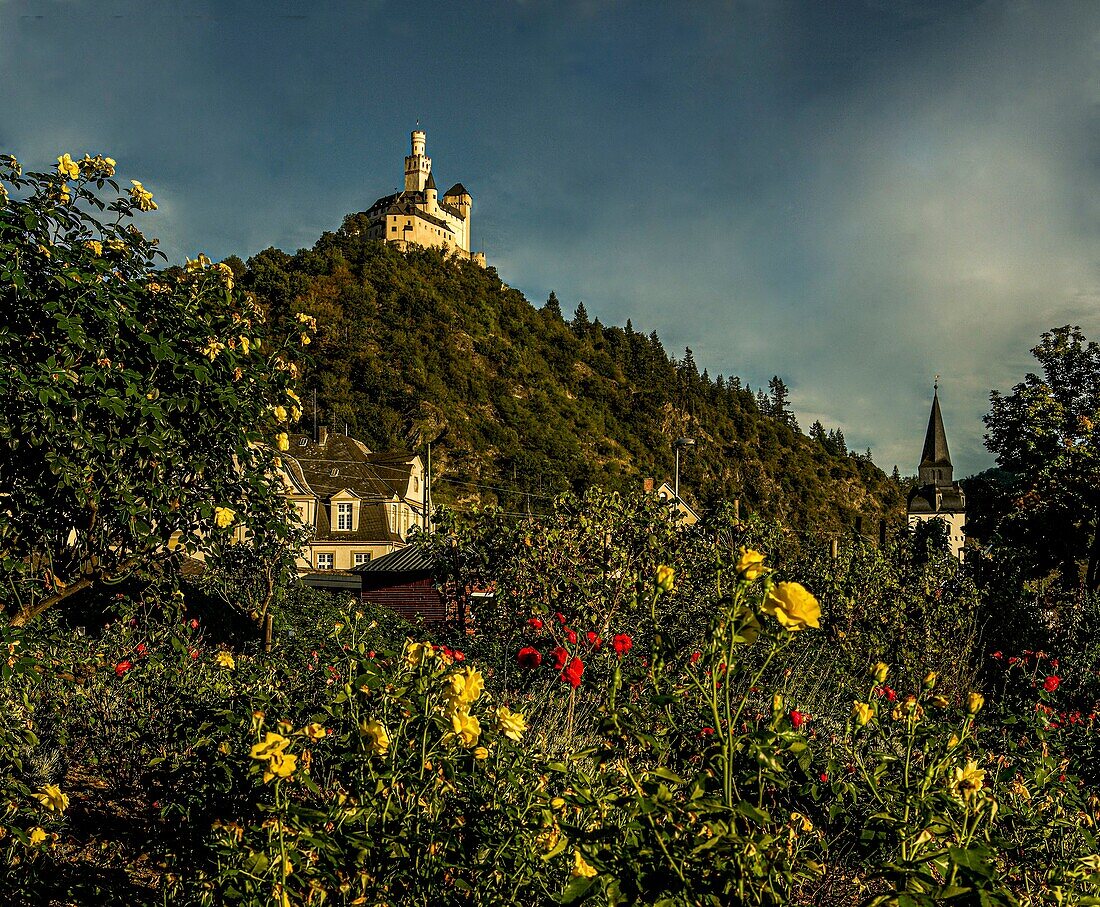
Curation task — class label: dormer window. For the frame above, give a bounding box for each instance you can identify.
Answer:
[298,438,308,447]
[330,468,339,477]
[336,502,353,531]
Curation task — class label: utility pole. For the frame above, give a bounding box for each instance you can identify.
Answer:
[673,437,695,502]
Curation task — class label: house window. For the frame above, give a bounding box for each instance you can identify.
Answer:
[316,553,334,570]
[354,552,372,566]
[391,225,397,233]
[389,505,396,531]
[336,502,353,531]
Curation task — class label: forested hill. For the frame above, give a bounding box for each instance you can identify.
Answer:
[237,215,904,528]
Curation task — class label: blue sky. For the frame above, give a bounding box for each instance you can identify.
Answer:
[4,0,1098,477]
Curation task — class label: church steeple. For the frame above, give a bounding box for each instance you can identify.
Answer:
[918,383,952,487]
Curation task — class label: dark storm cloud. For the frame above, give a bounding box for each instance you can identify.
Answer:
[3,0,1097,477]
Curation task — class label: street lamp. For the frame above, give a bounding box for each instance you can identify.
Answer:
[673,437,695,502]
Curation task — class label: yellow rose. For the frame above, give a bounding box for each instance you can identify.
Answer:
[28,827,47,847]
[473,746,489,760]
[852,701,874,726]
[300,332,311,346]
[655,565,675,593]
[303,722,326,742]
[572,849,597,878]
[276,432,290,452]
[451,709,481,748]
[250,732,289,761]
[273,405,288,422]
[263,750,297,784]
[361,718,390,756]
[966,692,985,715]
[872,662,889,683]
[761,582,821,631]
[32,784,69,814]
[56,153,80,180]
[495,706,526,742]
[238,335,250,354]
[214,506,236,529]
[405,640,435,667]
[735,547,768,581]
[129,180,157,212]
[215,651,235,670]
[202,338,225,360]
[952,760,985,800]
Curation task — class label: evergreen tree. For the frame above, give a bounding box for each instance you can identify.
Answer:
[809,420,826,443]
[572,302,591,334]
[756,389,770,414]
[544,291,563,320]
[768,376,798,430]
[892,465,902,484]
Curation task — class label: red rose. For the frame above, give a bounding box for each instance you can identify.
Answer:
[586,631,602,649]
[690,651,701,664]
[1051,658,1059,669]
[991,651,1003,659]
[517,646,542,669]
[114,660,133,677]
[528,618,543,630]
[790,710,806,729]
[189,649,199,660]
[699,727,714,736]
[819,772,828,783]
[136,643,146,656]
[555,612,567,625]
[453,650,465,662]
[566,628,578,645]
[1044,675,1061,692]
[190,619,199,630]
[552,646,569,671]
[877,686,897,702]
[561,657,584,688]
[613,634,632,657]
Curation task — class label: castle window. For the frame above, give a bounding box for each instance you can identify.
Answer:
[391,225,397,233]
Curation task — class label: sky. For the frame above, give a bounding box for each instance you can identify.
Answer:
[3,0,1098,478]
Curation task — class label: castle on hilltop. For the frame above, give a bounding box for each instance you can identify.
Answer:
[360,130,485,266]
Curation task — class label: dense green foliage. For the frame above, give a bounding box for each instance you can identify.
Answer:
[0,156,307,627]
[4,497,1100,906]
[241,224,903,529]
[984,325,1100,588]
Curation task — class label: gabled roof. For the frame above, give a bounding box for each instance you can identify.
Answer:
[284,434,418,501]
[920,390,952,468]
[443,183,470,198]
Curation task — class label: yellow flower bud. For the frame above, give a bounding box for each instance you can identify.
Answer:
[922,671,937,689]
[852,701,874,726]
[871,662,889,683]
[655,565,675,593]
[966,692,985,715]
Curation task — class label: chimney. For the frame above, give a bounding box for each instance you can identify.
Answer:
[643,477,655,494]
[318,425,328,446]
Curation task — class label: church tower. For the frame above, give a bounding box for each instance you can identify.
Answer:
[907,383,966,557]
[404,129,432,192]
